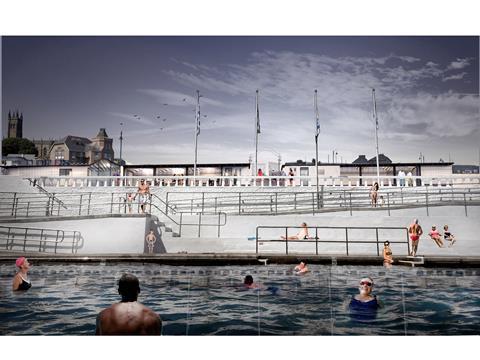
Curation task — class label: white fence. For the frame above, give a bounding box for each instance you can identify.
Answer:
[29,174,480,189]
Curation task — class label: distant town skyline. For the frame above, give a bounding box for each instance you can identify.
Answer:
[2,36,479,165]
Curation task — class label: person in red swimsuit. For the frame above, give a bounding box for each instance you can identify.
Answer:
[408,219,423,257]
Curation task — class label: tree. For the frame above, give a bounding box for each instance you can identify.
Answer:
[2,138,38,156]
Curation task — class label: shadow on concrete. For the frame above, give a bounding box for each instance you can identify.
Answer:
[144,215,167,254]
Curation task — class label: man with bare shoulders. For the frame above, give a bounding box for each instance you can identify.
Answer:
[95,273,162,335]
[408,218,423,257]
[137,179,150,213]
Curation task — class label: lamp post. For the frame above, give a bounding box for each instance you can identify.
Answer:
[260,148,282,173]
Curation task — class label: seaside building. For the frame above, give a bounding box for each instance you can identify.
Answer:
[7,111,23,138]
[284,154,454,186]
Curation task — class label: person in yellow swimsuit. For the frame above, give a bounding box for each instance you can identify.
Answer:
[383,241,394,268]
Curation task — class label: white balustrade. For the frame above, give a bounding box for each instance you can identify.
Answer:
[27,174,480,189]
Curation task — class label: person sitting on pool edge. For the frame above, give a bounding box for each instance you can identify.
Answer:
[428,225,444,248]
[12,257,32,291]
[95,273,162,335]
[294,261,309,274]
[348,277,380,321]
[383,241,394,268]
[281,222,310,240]
[443,225,456,247]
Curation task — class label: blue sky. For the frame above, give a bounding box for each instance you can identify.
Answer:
[2,36,479,165]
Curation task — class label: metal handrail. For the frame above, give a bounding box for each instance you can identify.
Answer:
[0,225,81,254]
[149,194,227,237]
[255,225,410,255]
[24,178,68,209]
[165,188,480,216]
[1,187,478,220]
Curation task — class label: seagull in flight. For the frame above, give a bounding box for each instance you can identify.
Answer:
[182,98,187,101]
[163,103,168,106]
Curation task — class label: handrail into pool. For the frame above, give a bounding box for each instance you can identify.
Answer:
[0,225,81,254]
[255,225,410,256]
[149,194,227,237]
[25,177,68,209]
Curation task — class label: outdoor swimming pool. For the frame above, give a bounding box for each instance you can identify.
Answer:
[0,263,479,335]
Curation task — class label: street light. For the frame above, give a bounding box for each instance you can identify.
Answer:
[259,148,282,173]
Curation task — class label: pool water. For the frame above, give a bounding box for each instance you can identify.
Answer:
[0,263,479,335]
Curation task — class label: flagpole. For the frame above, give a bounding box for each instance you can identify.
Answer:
[372,88,380,184]
[194,89,200,185]
[255,89,259,177]
[314,89,320,210]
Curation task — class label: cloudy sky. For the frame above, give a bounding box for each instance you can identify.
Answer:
[2,36,479,165]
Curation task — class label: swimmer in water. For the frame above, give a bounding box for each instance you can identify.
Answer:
[12,257,32,291]
[348,277,380,321]
[243,275,278,294]
[244,275,260,289]
[294,261,309,274]
[95,273,162,335]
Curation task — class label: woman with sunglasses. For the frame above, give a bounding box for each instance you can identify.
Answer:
[348,277,379,320]
[383,241,394,268]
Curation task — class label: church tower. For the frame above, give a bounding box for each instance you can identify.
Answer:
[8,110,23,138]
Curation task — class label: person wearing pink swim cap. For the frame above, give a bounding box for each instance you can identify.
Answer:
[12,257,32,291]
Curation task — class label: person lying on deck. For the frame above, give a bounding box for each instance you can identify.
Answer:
[281,222,310,240]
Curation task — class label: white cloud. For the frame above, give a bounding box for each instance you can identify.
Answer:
[447,57,471,70]
[120,50,478,164]
[442,72,467,82]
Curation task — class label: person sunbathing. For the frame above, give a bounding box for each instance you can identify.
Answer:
[428,225,444,248]
[443,225,456,247]
[281,222,310,240]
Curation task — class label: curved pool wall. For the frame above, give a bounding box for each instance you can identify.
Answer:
[1,263,479,335]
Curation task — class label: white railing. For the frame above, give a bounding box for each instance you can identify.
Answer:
[29,174,480,188]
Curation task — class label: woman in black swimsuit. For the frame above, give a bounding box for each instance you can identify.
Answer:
[12,257,32,291]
